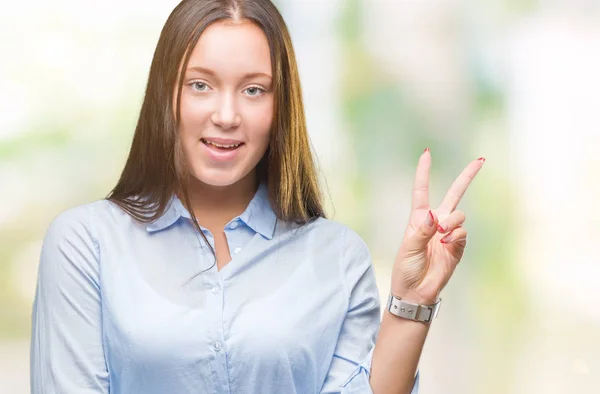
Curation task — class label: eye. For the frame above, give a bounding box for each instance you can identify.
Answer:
[190,81,210,92]
[244,85,265,97]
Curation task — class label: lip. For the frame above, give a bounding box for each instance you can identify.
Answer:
[201,137,244,145]
[200,139,244,162]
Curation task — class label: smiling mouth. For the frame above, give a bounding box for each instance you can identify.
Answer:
[201,138,244,151]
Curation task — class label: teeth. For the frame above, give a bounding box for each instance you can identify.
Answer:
[204,140,241,149]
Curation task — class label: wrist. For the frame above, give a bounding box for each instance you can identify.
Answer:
[390,286,439,305]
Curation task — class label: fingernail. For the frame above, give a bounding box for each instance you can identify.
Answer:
[426,210,434,227]
[424,148,430,153]
[478,157,486,164]
[437,224,446,233]
[441,234,452,243]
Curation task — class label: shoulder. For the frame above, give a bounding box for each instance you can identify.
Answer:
[293,217,373,282]
[45,203,96,242]
[45,200,114,238]
[39,201,115,284]
[276,216,371,262]
[43,198,138,256]
[47,199,147,240]
[305,217,371,257]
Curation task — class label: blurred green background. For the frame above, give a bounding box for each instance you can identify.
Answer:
[1,0,599,393]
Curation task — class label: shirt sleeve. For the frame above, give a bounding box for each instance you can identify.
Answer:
[30,205,110,393]
[320,227,419,394]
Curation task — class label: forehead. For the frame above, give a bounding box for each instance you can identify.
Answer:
[187,20,272,77]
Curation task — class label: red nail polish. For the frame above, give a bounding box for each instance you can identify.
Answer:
[425,210,435,227]
[437,224,446,233]
[424,148,430,153]
[478,157,486,163]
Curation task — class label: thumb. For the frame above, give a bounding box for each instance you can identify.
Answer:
[405,210,438,252]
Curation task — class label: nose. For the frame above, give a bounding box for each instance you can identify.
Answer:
[210,93,241,130]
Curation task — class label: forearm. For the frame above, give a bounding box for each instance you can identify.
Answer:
[369,310,430,394]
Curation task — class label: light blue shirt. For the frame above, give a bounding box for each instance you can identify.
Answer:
[30,183,419,393]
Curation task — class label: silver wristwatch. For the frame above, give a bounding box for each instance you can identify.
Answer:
[386,293,442,323]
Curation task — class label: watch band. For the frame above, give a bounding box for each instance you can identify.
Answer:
[386,293,442,323]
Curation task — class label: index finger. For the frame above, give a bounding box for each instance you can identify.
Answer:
[437,157,485,214]
[411,148,431,212]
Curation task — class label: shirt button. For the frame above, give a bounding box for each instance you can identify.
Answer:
[213,341,222,352]
[229,221,239,230]
[233,247,242,255]
[211,285,220,295]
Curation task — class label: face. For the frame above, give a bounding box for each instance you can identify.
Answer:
[177,20,274,188]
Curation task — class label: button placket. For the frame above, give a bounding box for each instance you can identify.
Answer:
[207,276,225,356]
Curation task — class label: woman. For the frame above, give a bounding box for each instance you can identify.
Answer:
[30,1,484,393]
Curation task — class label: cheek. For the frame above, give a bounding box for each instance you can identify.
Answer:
[179,97,212,138]
[247,100,274,144]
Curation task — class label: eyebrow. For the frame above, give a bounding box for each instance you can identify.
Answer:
[186,66,272,80]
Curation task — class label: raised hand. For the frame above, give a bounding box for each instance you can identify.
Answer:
[390,149,485,305]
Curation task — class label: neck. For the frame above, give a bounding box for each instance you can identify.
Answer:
[184,172,259,230]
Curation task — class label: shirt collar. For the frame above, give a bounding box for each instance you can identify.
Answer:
[237,182,277,239]
[145,183,277,239]
[144,196,181,233]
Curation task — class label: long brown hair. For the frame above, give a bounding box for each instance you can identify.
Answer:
[108,0,325,234]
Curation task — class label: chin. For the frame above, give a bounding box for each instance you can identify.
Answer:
[190,167,252,189]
